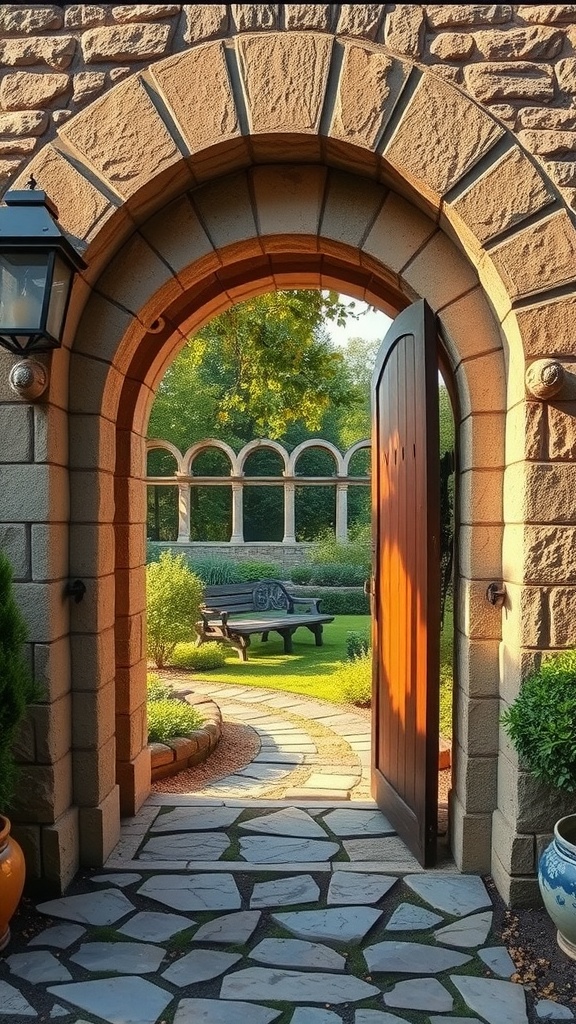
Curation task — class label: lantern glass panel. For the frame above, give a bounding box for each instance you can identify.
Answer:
[0,252,49,331]
[46,254,72,340]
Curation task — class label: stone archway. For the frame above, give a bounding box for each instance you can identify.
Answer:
[1,24,575,903]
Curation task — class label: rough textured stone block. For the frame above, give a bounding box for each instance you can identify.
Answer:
[0,5,63,33]
[384,74,503,202]
[0,524,30,580]
[81,24,171,63]
[231,4,278,30]
[430,31,475,60]
[183,4,228,42]
[465,62,555,102]
[285,5,331,30]
[112,4,180,22]
[515,296,576,359]
[474,26,564,60]
[117,747,151,817]
[31,695,71,765]
[73,737,116,808]
[450,797,492,873]
[518,5,576,23]
[238,32,332,134]
[426,5,512,27]
[60,76,181,201]
[330,42,407,149]
[501,582,546,649]
[10,756,73,825]
[0,35,76,71]
[14,145,111,243]
[0,71,70,110]
[548,586,576,646]
[384,4,424,56]
[65,5,107,28]
[34,638,71,704]
[450,147,554,245]
[152,42,238,155]
[490,211,576,299]
[403,231,478,311]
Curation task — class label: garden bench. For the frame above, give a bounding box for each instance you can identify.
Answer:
[196,580,334,661]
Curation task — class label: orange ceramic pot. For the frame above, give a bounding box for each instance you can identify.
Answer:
[0,815,25,952]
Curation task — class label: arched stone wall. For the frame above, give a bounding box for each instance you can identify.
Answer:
[0,11,574,903]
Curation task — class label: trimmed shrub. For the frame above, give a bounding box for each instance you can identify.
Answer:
[236,560,283,582]
[146,551,204,668]
[186,556,242,585]
[147,699,205,744]
[290,564,314,585]
[291,587,369,615]
[333,651,372,707]
[346,630,370,660]
[0,551,39,811]
[293,563,365,587]
[309,524,371,573]
[171,644,227,671]
[501,650,576,792]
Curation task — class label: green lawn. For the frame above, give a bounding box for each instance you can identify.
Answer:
[172,609,454,736]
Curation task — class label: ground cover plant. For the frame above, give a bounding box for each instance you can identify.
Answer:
[146,672,204,743]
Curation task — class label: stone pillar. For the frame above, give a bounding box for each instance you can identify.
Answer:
[335,482,348,542]
[176,481,190,543]
[230,482,244,543]
[283,480,296,544]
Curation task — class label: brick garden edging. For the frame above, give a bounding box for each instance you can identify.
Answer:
[149,693,222,782]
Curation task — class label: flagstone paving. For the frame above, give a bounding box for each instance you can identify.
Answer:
[0,686,570,1023]
[1,797,569,1024]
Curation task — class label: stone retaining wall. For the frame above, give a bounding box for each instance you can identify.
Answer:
[151,541,313,572]
[0,6,575,211]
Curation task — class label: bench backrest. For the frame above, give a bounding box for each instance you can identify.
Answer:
[203,580,292,614]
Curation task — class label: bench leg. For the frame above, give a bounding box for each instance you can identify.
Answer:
[305,624,324,647]
[281,630,294,654]
[230,636,249,662]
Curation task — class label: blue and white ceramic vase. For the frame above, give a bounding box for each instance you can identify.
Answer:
[538,814,576,960]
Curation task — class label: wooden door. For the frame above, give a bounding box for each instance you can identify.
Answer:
[371,299,441,867]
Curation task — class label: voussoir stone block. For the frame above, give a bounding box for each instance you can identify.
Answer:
[514,296,576,360]
[151,42,239,155]
[489,212,576,299]
[238,32,332,134]
[449,147,554,246]
[384,74,503,204]
[330,42,409,150]
[59,76,181,201]
[0,71,70,110]
[252,164,325,241]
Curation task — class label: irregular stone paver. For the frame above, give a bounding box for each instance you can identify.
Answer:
[249,938,346,971]
[434,910,492,947]
[138,832,230,861]
[327,872,397,906]
[28,923,86,948]
[70,942,165,974]
[150,807,242,832]
[272,907,382,944]
[322,809,395,836]
[356,1013,412,1023]
[364,940,471,973]
[7,951,72,984]
[90,874,142,887]
[293,1011,342,1024]
[36,889,134,926]
[405,874,491,917]
[450,975,528,1024]
[385,902,443,930]
[239,836,339,863]
[0,979,36,1016]
[251,875,320,909]
[138,873,241,911]
[304,773,359,790]
[253,752,304,764]
[220,967,378,1004]
[478,945,516,978]
[173,1000,281,1024]
[48,977,173,1024]
[536,1000,574,1019]
[49,1006,68,1018]
[118,911,194,942]
[239,808,328,839]
[162,949,242,986]
[384,978,453,1012]
[234,765,290,781]
[193,911,261,944]
[429,1019,480,1023]
[343,838,420,865]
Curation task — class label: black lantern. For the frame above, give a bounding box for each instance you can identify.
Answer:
[0,179,86,356]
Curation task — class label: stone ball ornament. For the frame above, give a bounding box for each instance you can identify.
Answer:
[8,358,48,400]
[525,359,565,400]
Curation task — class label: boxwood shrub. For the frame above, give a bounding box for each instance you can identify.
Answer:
[147,698,205,744]
[291,587,369,615]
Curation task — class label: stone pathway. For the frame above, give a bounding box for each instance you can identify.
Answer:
[1,801,573,1023]
[164,678,372,801]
